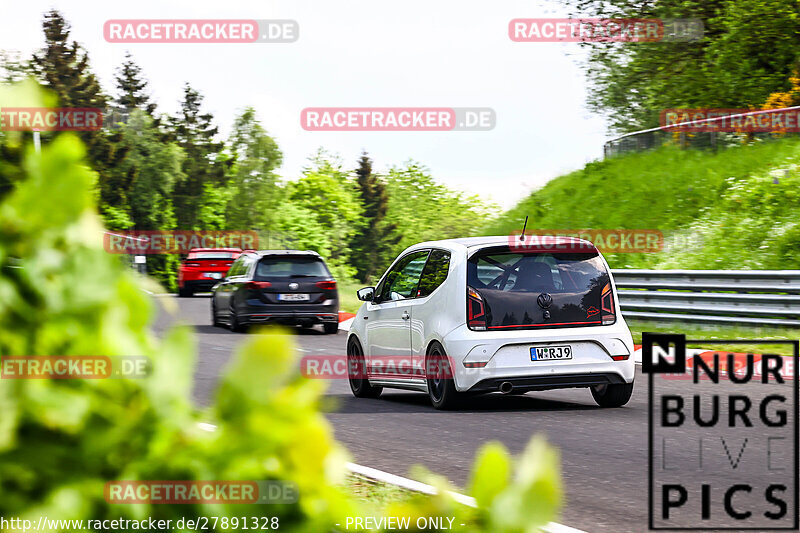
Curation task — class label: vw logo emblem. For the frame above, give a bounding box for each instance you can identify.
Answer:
[289,282,299,290]
[537,292,553,309]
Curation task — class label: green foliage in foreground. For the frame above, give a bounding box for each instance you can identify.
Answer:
[485,139,800,270]
[0,81,562,532]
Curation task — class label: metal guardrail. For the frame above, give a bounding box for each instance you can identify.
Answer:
[603,105,800,158]
[611,269,800,327]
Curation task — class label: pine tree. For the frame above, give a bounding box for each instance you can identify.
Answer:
[32,9,132,225]
[351,152,399,283]
[169,84,229,229]
[32,10,106,110]
[114,52,156,116]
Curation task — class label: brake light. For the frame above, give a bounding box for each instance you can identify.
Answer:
[315,280,337,290]
[467,286,487,330]
[245,281,271,290]
[601,283,615,325]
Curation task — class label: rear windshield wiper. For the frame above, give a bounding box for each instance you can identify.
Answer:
[289,274,315,278]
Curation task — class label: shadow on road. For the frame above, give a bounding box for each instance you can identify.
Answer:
[191,324,341,336]
[323,391,599,414]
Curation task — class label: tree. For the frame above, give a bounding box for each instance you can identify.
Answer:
[562,0,800,132]
[31,9,132,227]
[168,84,229,229]
[287,151,362,275]
[225,107,283,231]
[349,152,399,283]
[119,110,184,288]
[384,162,492,252]
[32,9,106,110]
[0,51,32,83]
[113,52,156,115]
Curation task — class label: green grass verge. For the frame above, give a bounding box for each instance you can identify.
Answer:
[627,319,799,355]
[339,278,365,314]
[483,138,800,270]
[345,474,413,508]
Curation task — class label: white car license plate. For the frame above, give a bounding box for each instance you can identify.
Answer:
[278,293,310,301]
[531,345,573,361]
[205,272,222,279]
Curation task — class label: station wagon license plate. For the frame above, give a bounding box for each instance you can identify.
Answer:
[278,293,310,301]
[205,272,222,279]
[531,345,573,361]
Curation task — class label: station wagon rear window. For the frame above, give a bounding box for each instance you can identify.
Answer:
[254,256,329,279]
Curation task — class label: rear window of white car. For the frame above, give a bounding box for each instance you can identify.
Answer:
[467,250,615,330]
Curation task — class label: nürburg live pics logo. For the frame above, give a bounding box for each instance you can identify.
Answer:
[643,333,798,530]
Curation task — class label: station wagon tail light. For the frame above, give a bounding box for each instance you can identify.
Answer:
[467,286,487,330]
[245,281,271,290]
[315,280,337,290]
[601,283,615,325]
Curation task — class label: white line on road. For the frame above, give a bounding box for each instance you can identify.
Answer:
[345,462,587,533]
[196,424,587,532]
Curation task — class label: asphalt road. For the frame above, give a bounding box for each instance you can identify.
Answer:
[154,295,798,533]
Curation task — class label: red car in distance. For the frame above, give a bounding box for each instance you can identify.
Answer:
[178,248,246,297]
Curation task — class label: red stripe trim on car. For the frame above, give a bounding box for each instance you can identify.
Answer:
[488,320,602,329]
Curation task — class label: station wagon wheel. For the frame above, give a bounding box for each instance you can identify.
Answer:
[347,338,382,398]
[229,305,245,333]
[426,342,461,410]
[211,300,221,327]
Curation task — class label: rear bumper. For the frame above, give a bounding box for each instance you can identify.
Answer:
[441,321,635,392]
[468,372,626,393]
[240,304,339,326]
[182,279,221,292]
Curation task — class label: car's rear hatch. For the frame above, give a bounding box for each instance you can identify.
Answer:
[466,246,615,330]
[248,255,337,305]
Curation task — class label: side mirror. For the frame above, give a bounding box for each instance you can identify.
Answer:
[357,287,375,302]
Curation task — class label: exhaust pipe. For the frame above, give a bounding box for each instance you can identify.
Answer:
[499,382,513,394]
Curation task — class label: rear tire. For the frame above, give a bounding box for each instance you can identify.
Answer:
[591,382,634,407]
[426,342,461,410]
[178,287,193,297]
[230,308,246,333]
[323,322,339,334]
[211,301,222,327]
[347,338,382,398]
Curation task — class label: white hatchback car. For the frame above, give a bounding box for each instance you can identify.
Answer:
[346,236,635,409]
